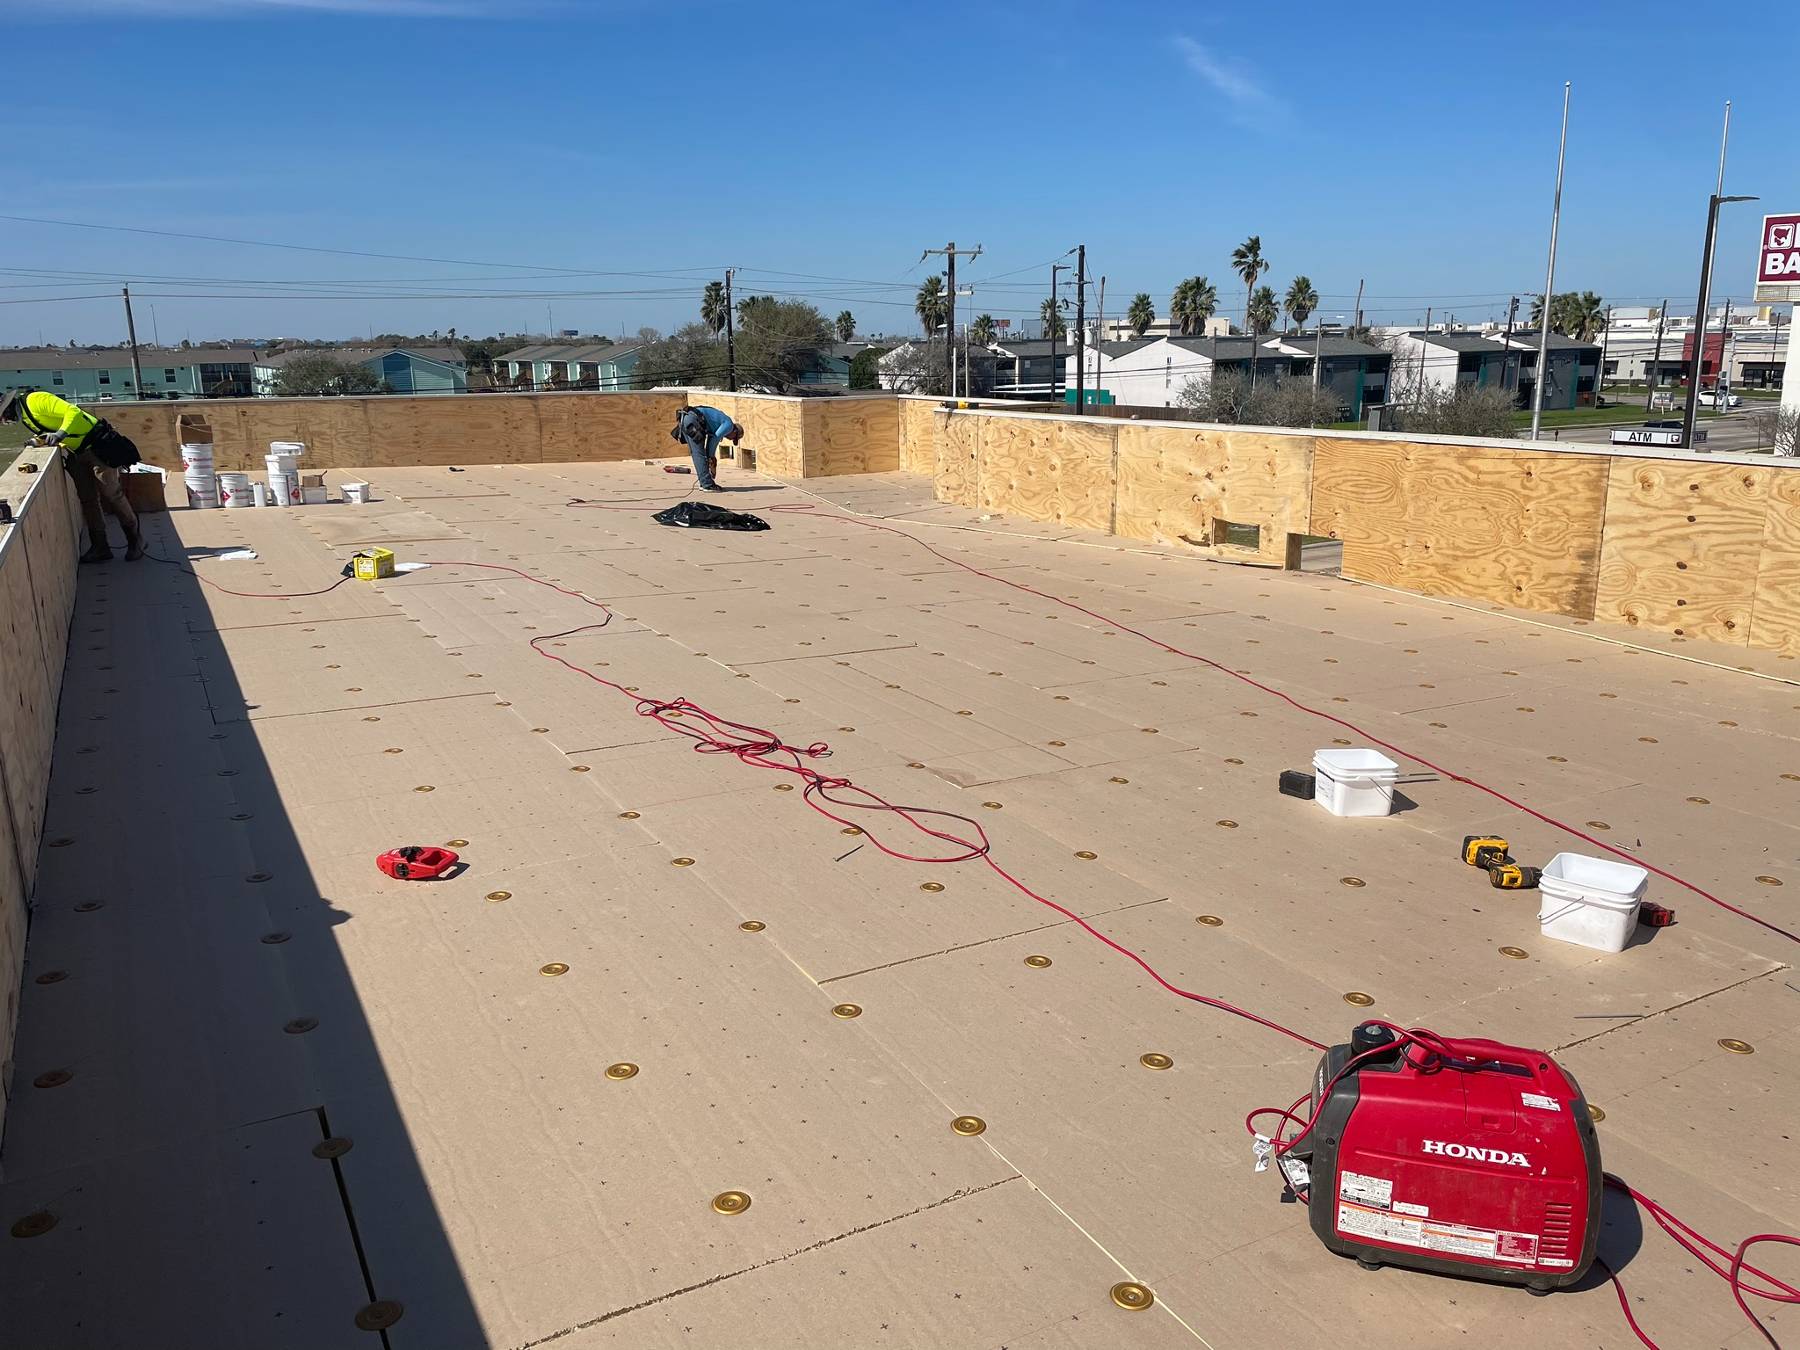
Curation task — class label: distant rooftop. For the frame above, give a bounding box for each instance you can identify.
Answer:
[0,346,257,369]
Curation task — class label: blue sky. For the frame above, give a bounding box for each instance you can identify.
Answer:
[4,0,1793,346]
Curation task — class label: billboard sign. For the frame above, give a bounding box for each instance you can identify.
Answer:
[1754,212,1800,300]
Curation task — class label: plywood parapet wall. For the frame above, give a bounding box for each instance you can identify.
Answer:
[0,452,82,1141]
[106,391,690,472]
[927,408,1800,654]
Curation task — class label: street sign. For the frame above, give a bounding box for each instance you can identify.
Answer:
[1611,428,1708,447]
[1754,212,1800,301]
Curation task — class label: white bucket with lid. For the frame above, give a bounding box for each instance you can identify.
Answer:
[269,440,305,456]
[1538,853,1648,953]
[181,442,215,470]
[1312,747,1400,818]
[342,481,371,504]
[219,472,254,508]
[185,476,219,509]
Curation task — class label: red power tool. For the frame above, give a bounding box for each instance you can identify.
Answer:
[1272,1023,1601,1293]
[376,845,460,880]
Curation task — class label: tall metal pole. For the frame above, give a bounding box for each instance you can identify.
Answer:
[1095,275,1106,400]
[724,268,736,392]
[1312,303,1324,394]
[1049,262,1065,402]
[1074,244,1087,410]
[1530,81,1571,441]
[1352,278,1364,334]
[1646,300,1667,412]
[1419,306,1431,394]
[122,287,144,401]
[1681,103,1733,447]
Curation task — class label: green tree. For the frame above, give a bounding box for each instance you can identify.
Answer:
[915,276,946,336]
[835,310,856,343]
[1040,297,1067,340]
[1529,291,1604,340]
[636,322,728,390]
[849,346,890,390]
[1231,235,1270,334]
[1247,285,1278,336]
[1169,276,1218,336]
[701,281,729,335]
[274,352,381,396]
[1283,276,1319,332]
[1127,292,1156,337]
[729,296,835,391]
[969,314,997,346]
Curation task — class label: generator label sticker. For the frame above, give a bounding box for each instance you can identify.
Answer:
[1521,1092,1560,1111]
[1337,1202,1540,1265]
[1338,1170,1392,1208]
[1392,1200,1430,1217]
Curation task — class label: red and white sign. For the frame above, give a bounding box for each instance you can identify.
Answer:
[1756,213,1800,289]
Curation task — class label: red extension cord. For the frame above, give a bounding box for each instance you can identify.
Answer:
[156,496,1796,1345]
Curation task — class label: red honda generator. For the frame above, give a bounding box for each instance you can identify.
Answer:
[1278,1023,1602,1293]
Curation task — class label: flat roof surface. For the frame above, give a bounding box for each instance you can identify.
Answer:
[2,462,1795,1349]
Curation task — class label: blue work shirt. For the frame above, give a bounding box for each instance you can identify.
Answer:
[692,406,735,440]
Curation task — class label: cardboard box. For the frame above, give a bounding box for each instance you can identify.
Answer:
[352,548,395,581]
[121,471,169,514]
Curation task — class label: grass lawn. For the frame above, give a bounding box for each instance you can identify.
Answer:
[1512,404,1718,430]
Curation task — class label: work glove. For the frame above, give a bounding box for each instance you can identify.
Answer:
[41,430,65,446]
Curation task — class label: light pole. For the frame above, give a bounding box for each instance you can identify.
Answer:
[1529,81,1571,442]
[1681,193,1758,449]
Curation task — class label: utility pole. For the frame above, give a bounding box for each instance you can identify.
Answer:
[1646,299,1667,412]
[1530,80,1572,441]
[150,304,160,348]
[724,268,736,392]
[1419,306,1432,393]
[1717,299,1733,409]
[921,241,982,394]
[1049,262,1067,403]
[1095,274,1107,401]
[121,287,144,401]
[1074,244,1087,410]
[1352,278,1364,334]
[1501,295,1519,395]
[1596,304,1612,402]
[1312,303,1324,394]
[1682,102,1732,447]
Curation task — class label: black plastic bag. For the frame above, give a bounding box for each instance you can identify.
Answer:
[653,501,770,532]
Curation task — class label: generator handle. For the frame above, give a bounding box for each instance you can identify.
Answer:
[1461,1043,1564,1091]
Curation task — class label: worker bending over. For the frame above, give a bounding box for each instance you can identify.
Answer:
[671,405,743,491]
[0,388,145,562]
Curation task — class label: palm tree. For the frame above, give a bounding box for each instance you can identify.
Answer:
[1247,285,1278,336]
[1127,292,1155,338]
[701,281,728,336]
[1231,236,1270,334]
[915,276,946,336]
[835,311,856,343]
[1283,276,1319,333]
[1040,297,1067,340]
[1563,291,1606,342]
[1168,276,1218,336]
[969,314,997,346]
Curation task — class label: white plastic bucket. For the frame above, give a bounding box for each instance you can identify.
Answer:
[342,481,370,504]
[1312,748,1400,818]
[1538,853,1648,953]
[252,481,269,508]
[269,440,305,457]
[265,470,301,507]
[219,472,253,508]
[180,442,215,471]
[266,452,300,476]
[185,477,219,509]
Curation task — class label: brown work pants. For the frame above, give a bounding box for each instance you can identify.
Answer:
[66,448,141,551]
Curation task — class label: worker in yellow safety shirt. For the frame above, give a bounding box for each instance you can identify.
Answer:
[0,388,145,562]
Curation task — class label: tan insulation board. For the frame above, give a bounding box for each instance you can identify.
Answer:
[7,463,1797,1350]
[1596,458,1768,645]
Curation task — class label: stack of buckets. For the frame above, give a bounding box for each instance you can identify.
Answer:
[265,441,304,507]
[182,440,219,509]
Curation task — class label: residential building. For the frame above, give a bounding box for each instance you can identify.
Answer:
[252,346,467,396]
[1491,331,1600,410]
[0,346,256,401]
[1381,331,1513,397]
[1084,334,1389,419]
[1094,315,1232,342]
[494,342,644,391]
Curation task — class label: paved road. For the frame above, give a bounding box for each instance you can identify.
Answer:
[1543,406,1790,454]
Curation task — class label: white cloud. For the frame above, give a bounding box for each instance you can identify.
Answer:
[1173,35,1283,122]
